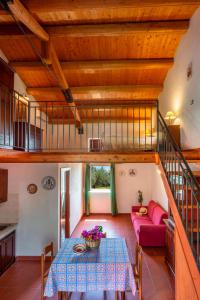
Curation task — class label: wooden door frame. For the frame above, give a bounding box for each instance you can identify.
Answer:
[59,168,70,244]
[64,170,70,238]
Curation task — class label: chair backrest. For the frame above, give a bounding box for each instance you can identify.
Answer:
[134,243,143,300]
[41,242,54,300]
[134,243,141,272]
[43,242,54,259]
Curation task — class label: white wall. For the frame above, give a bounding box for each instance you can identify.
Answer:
[0,163,59,256]
[0,193,19,223]
[90,190,111,213]
[89,163,169,214]
[116,163,154,213]
[151,165,169,211]
[59,163,84,235]
[159,7,200,149]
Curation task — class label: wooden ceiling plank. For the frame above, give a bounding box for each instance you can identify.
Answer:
[7,0,49,41]
[0,1,199,25]
[5,0,200,12]
[0,0,199,14]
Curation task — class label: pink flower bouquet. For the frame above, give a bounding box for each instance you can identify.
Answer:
[82,226,106,249]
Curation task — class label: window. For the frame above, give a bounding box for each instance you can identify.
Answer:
[90,165,111,190]
[88,138,103,152]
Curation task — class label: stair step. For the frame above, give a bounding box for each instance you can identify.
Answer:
[186,221,200,232]
[180,205,198,209]
[167,171,200,177]
[188,227,200,233]
[174,185,192,190]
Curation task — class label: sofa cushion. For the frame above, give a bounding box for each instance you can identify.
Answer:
[131,212,150,224]
[147,200,157,219]
[151,205,168,225]
[134,218,153,235]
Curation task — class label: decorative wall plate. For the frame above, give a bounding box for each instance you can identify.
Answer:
[27,183,38,194]
[119,170,126,176]
[129,169,137,177]
[41,176,56,190]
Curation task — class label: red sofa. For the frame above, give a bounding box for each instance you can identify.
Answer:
[131,200,168,247]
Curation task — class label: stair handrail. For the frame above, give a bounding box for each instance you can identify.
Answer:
[158,110,200,197]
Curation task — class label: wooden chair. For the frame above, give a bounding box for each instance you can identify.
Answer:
[41,242,54,300]
[133,243,143,300]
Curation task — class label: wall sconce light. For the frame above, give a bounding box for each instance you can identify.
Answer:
[164,111,176,125]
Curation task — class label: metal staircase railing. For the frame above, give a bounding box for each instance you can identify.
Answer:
[0,82,158,152]
[158,111,200,270]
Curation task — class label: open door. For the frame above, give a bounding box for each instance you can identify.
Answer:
[60,169,70,245]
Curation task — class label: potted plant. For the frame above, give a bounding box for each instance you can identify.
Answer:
[81,226,106,249]
[138,190,144,206]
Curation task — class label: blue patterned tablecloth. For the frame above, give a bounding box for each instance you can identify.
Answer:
[44,238,136,297]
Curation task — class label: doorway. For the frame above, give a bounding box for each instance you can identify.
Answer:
[60,168,70,245]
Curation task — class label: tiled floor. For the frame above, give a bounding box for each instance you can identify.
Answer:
[0,214,175,300]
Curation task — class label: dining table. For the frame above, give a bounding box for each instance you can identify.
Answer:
[44,237,136,298]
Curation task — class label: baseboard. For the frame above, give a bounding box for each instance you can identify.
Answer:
[83,213,130,215]
[84,213,112,215]
[16,256,40,261]
[16,256,52,261]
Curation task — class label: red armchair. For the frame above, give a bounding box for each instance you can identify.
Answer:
[131,200,167,247]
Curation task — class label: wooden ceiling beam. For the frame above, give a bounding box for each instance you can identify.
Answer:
[0,150,156,163]
[6,0,49,41]
[10,58,174,72]
[62,58,173,71]
[46,41,81,126]
[74,99,157,106]
[5,0,81,126]
[0,20,188,39]
[46,41,68,89]
[46,21,188,37]
[26,85,162,101]
[47,117,151,124]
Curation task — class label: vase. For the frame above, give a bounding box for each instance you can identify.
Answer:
[85,238,101,249]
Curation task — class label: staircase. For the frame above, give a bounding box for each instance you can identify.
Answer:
[158,111,200,271]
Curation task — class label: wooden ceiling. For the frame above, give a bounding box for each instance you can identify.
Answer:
[0,1,199,25]
[0,0,199,123]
